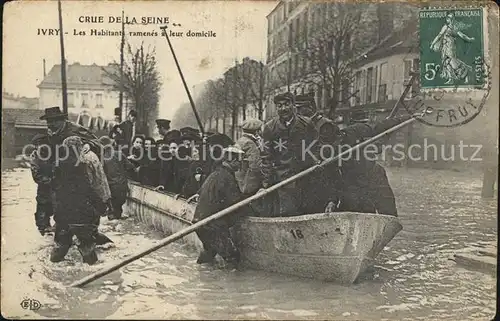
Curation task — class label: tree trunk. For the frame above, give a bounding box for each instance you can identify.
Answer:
[231,107,237,140]
[222,111,226,135]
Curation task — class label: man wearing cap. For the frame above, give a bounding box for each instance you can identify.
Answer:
[192,145,247,266]
[235,118,264,196]
[156,129,182,193]
[155,119,171,141]
[260,92,320,217]
[294,93,344,214]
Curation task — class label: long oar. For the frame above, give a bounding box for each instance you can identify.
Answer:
[69,114,423,288]
[160,25,205,136]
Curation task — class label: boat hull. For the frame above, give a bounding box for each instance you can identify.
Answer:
[126,181,402,284]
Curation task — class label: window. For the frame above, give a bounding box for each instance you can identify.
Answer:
[353,71,362,105]
[81,93,89,108]
[378,84,387,102]
[294,55,299,79]
[366,67,373,103]
[67,93,75,107]
[371,66,378,103]
[404,58,420,98]
[96,93,103,108]
[341,79,350,107]
[359,70,367,105]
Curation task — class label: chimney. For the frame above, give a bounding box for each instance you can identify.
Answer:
[43,59,46,77]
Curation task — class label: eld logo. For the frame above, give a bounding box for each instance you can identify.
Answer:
[20,298,41,311]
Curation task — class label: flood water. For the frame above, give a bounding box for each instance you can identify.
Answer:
[1,167,497,320]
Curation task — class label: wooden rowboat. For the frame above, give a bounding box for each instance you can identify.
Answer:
[126,181,403,284]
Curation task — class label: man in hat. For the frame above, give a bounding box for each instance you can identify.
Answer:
[40,107,100,157]
[235,118,264,196]
[294,93,344,214]
[260,92,320,217]
[192,144,248,267]
[119,110,139,149]
[50,136,111,264]
[295,93,340,145]
[156,130,182,193]
[155,119,171,140]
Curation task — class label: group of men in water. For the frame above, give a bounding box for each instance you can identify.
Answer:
[28,90,408,267]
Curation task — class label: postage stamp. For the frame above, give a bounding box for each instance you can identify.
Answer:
[419,7,487,90]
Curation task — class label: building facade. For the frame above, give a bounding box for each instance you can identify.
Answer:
[264,1,418,119]
[37,62,121,121]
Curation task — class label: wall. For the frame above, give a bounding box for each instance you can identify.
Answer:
[39,87,119,120]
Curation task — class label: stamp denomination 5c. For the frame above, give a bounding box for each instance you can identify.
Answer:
[419,7,487,90]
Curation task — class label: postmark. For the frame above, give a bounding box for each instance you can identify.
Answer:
[419,7,488,90]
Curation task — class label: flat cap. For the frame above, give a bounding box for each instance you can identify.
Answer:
[180,127,200,136]
[241,119,263,132]
[155,119,171,129]
[206,133,234,148]
[163,130,182,144]
[295,93,316,106]
[273,92,295,104]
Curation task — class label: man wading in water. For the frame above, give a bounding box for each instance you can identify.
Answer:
[50,136,112,264]
[192,145,248,267]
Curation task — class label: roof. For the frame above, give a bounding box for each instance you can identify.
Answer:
[353,19,419,67]
[2,108,79,128]
[266,1,283,18]
[2,93,39,109]
[38,63,119,90]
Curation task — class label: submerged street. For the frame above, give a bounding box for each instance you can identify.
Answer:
[1,167,497,320]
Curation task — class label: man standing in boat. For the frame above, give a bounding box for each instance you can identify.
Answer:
[235,119,264,197]
[192,145,247,267]
[295,93,344,214]
[260,92,320,217]
[119,110,139,150]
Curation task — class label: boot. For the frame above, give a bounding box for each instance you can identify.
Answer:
[50,244,70,262]
[95,232,114,245]
[78,243,98,265]
[196,250,216,264]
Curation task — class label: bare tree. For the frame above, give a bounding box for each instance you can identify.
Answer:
[297,3,375,118]
[105,42,162,136]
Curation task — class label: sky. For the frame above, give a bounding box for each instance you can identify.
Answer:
[3,0,276,119]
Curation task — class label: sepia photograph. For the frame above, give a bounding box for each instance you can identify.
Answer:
[1,0,498,319]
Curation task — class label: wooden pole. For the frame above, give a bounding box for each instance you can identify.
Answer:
[387,71,418,119]
[69,115,421,288]
[119,10,125,122]
[57,0,68,114]
[159,25,205,136]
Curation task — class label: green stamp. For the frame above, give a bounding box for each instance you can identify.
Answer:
[419,8,486,89]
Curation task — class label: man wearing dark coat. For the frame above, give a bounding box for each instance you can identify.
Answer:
[260,92,320,217]
[50,136,111,264]
[333,118,405,216]
[119,110,139,148]
[295,94,344,213]
[192,145,247,266]
[99,136,137,220]
[28,134,56,235]
[156,126,181,193]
